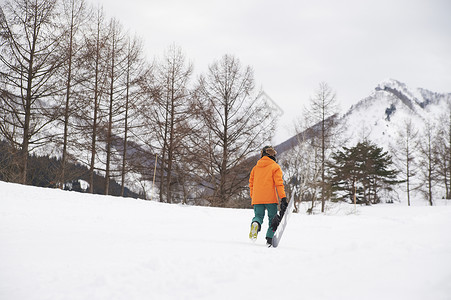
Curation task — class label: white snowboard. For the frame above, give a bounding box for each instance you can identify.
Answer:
[272,194,295,248]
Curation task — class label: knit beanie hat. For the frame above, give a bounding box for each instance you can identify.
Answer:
[261,146,277,158]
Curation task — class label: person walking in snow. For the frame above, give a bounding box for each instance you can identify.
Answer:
[249,146,288,246]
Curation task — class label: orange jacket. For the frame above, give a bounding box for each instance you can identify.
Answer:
[249,156,286,205]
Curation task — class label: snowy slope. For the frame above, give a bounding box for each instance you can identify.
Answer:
[1,181,451,300]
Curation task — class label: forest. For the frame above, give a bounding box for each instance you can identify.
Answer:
[0,0,278,207]
[1,0,450,209]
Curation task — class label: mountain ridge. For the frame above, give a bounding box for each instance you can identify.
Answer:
[277,79,450,155]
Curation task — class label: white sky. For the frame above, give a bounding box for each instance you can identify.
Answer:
[94,0,451,143]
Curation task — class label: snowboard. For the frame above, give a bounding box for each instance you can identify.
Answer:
[272,194,295,248]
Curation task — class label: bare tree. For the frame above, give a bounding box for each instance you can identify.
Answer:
[303,82,340,212]
[390,119,419,206]
[119,35,149,196]
[103,18,127,195]
[57,0,89,185]
[151,45,193,203]
[279,129,321,213]
[417,121,438,205]
[74,5,110,193]
[128,68,158,198]
[0,0,63,184]
[435,103,451,200]
[194,54,277,207]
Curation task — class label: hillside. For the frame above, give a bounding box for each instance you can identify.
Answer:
[1,181,451,299]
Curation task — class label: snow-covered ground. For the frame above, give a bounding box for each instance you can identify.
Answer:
[1,181,450,300]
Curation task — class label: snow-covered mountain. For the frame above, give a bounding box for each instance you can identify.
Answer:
[277,79,450,154]
[341,79,450,149]
[274,79,450,205]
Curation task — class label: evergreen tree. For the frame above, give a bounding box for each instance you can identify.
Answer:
[329,141,400,205]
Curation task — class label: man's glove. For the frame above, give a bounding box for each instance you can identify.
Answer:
[280,197,288,217]
[271,198,289,231]
[270,214,281,231]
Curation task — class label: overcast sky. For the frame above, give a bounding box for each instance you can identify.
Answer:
[95,0,451,143]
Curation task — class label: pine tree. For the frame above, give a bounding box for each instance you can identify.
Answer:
[329,141,400,204]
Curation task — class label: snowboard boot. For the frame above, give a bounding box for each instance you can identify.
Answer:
[266,237,273,247]
[249,221,260,241]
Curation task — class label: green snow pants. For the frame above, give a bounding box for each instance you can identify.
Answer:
[252,203,278,239]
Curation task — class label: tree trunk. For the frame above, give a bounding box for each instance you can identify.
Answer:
[61,5,75,187]
[159,93,170,203]
[321,108,326,212]
[448,112,451,199]
[105,23,116,196]
[89,11,102,194]
[166,87,175,204]
[21,18,39,185]
[220,99,229,207]
[121,44,131,196]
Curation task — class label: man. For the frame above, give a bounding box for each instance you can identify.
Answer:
[249,146,288,246]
